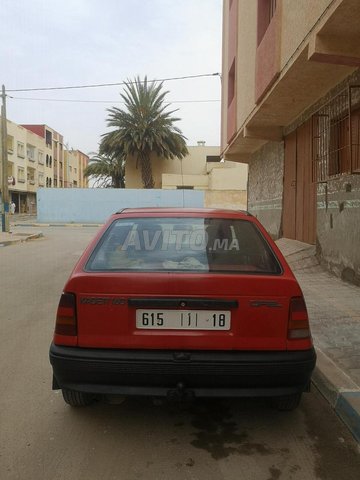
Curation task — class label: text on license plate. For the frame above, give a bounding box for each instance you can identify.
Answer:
[136,309,231,330]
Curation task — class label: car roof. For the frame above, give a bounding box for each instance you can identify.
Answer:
[115,207,252,217]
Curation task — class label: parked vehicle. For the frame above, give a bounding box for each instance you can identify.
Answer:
[50,208,316,410]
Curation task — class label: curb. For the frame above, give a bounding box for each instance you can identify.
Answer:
[0,232,43,247]
[13,223,103,228]
[311,347,360,443]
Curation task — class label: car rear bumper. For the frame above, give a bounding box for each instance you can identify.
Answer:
[49,343,316,398]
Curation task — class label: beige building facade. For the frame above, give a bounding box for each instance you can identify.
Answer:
[125,144,248,209]
[221,0,360,283]
[1,118,89,213]
[64,150,89,188]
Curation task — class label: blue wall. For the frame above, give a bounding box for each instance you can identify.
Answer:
[37,188,204,223]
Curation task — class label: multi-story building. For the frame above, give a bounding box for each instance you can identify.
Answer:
[1,119,89,213]
[221,0,360,284]
[64,149,89,188]
[125,143,248,209]
[21,124,65,189]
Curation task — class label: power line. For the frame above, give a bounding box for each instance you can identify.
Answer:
[6,73,221,93]
[8,95,220,104]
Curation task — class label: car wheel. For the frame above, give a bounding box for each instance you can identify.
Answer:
[62,388,95,407]
[272,392,302,411]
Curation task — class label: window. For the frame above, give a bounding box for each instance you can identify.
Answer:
[69,166,72,172]
[176,186,194,190]
[312,86,360,181]
[27,168,35,185]
[228,60,236,107]
[46,130,52,147]
[86,217,281,274]
[257,0,277,46]
[74,167,77,174]
[206,156,221,162]
[54,179,57,187]
[328,115,350,176]
[27,144,36,162]
[7,135,14,153]
[17,142,25,158]
[17,167,25,183]
[49,156,52,167]
[7,162,14,177]
[38,174,44,186]
[38,151,44,165]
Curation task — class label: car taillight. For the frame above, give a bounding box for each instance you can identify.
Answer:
[55,293,77,336]
[288,296,311,339]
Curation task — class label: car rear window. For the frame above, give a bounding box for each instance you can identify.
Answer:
[85,217,282,274]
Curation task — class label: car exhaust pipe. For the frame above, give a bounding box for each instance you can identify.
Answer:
[167,382,194,402]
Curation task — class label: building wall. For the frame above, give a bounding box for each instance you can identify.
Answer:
[283,68,360,283]
[247,142,284,239]
[280,0,333,70]
[221,0,360,284]
[125,146,220,188]
[221,0,258,150]
[317,177,360,285]
[125,146,248,210]
[248,69,360,281]
[204,190,247,210]
[208,161,248,190]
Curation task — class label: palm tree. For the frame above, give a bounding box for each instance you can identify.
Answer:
[83,152,125,188]
[101,76,188,188]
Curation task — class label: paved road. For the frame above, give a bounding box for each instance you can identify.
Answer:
[1,227,359,480]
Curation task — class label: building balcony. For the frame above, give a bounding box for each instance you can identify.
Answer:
[224,0,360,161]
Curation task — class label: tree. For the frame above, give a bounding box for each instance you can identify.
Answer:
[101,76,188,188]
[83,152,125,188]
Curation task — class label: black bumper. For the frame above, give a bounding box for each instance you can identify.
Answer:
[49,343,316,398]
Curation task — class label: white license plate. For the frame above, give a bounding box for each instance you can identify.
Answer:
[136,309,231,330]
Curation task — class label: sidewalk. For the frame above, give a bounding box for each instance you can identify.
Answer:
[277,238,360,443]
[11,214,102,228]
[0,229,43,247]
[0,215,40,246]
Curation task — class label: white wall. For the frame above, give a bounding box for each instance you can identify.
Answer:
[37,188,204,223]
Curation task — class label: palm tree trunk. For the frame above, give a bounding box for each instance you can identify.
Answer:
[139,153,154,188]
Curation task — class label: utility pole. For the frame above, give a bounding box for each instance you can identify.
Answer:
[1,84,10,232]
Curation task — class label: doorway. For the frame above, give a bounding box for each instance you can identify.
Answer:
[282,119,316,244]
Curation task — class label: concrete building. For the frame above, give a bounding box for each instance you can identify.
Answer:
[64,150,89,188]
[221,0,360,284]
[125,143,248,209]
[1,118,89,213]
[22,124,65,189]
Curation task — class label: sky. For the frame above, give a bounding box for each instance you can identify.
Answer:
[0,0,223,155]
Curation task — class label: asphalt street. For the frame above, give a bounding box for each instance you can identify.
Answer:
[1,226,359,480]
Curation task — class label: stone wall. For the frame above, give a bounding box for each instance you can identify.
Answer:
[317,176,360,285]
[247,141,284,238]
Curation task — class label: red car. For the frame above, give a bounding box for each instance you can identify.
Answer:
[50,208,316,410]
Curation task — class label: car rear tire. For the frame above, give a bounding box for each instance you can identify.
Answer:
[62,388,95,407]
[273,392,302,411]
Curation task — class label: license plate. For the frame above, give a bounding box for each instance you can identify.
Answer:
[136,309,231,330]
